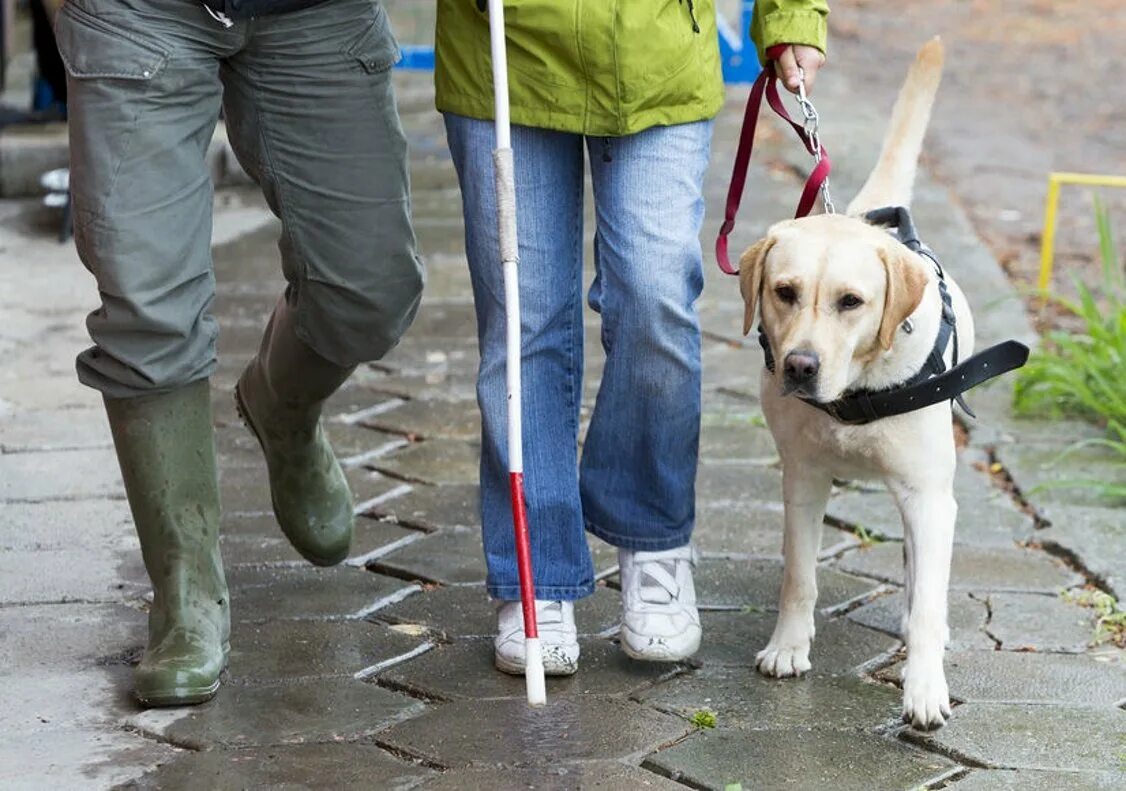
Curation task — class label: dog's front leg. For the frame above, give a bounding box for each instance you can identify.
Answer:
[756,464,832,677]
[890,480,955,729]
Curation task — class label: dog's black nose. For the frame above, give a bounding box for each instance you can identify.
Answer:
[783,350,820,384]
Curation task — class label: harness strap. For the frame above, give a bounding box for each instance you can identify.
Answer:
[716,45,832,275]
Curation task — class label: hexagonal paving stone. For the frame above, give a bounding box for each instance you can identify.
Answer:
[678,557,880,611]
[378,698,690,767]
[417,763,683,790]
[128,678,425,750]
[360,398,481,441]
[903,703,1124,772]
[227,619,424,682]
[644,729,958,790]
[694,611,898,671]
[365,483,480,530]
[124,743,434,790]
[875,650,1126,706]
[944,769,1124,790]
[835,543,1079,593]
[984,593,1097,652]
[636,667,902,730]
[226,566,412,621]
[376,585,621,640]
[371,526,486,585]
[381,638,683,701]
[371,439,480,485]
[847,591,996,651]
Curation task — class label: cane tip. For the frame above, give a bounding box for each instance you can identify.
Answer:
[524,638,547,707]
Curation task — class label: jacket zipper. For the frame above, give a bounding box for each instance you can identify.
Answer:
[680,0,700,33]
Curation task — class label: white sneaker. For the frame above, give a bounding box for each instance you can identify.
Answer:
[494,599,579,676]
[619,545,702,661]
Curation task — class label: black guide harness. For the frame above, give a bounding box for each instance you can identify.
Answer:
[759,206,1030,426]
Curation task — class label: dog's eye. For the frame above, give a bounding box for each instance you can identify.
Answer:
[838,293,864,311]
[775,285,798,305]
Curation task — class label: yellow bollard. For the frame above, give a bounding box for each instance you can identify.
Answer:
[1038,172,1126,292]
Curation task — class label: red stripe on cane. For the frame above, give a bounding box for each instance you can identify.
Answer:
[509,472,538,639]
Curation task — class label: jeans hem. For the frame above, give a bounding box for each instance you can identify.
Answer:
[487,583,595,602]
[584,520,693,551]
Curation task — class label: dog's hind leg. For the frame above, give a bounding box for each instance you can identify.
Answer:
[890,478,956,730]
[756,465,832,678]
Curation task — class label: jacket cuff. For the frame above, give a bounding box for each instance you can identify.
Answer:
[754,10,829,65]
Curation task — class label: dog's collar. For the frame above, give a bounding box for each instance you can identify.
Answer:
[758,206,1030,426]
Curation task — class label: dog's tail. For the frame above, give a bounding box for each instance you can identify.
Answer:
[847,37,945,215]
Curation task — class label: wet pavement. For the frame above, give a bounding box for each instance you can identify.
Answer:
[1,2,1124,788]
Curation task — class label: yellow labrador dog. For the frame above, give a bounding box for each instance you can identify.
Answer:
[739,40,970,730]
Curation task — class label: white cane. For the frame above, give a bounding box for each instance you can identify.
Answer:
[487,0,546,707]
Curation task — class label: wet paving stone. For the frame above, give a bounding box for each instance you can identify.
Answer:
[366,369,480,403]
[371,439,480,486]
[365,483,480,531]
[847,591,996,650]
[360,398,481,441]
[227,619,423,683]
[636,667,902,730]
[875,650,1126,706]
[227,566,411,621]
[694,611,898,671]
[128,678,425,750]
[220,512,280,536]
[983,593,1098,652]
[326,422,404,464]
[903,703,1124,771]
[644,729,958,791]
[219,465,272,515]
[123,743,434,790]
[693,503,858,558]
[835,543,1080,593]
[679,557,881,611]
[377,584,621,640]
[220,516,416,566]
[372,526,486,585]
[417,763,683,790]
[380,638,683,701]
[694,465,783,505]
[945,769,1124,790]
[377,698,691,767]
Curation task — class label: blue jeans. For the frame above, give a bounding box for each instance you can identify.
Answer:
[444,114,711,601]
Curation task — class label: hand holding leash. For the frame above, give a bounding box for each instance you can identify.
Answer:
[774,44,826,94]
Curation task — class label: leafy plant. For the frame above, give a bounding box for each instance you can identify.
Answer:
[853,523,884,549]
[691,709,718,729]
[1061,587,1126,648]
[1013,197,1126,500]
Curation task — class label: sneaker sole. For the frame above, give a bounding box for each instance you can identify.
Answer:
[619,627,701,662]
[495,649,579,677]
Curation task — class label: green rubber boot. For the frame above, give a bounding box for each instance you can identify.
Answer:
[104,380,230,707]
[235,298,355,566]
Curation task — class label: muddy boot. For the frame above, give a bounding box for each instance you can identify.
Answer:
[235,298,355,566]
[104,380,230,707]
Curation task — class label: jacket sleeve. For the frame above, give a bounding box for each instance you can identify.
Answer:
[749,0,830,65]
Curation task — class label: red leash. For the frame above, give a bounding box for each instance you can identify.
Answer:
[716,45,833,276]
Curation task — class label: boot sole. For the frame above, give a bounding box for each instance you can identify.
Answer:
[233,383,348,567]
[135,642,230,708]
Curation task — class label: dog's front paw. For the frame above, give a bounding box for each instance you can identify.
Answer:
[901,662,951,730]
[755,640,812,678]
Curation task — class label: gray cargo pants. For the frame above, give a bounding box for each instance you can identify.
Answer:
[55,0,424,397]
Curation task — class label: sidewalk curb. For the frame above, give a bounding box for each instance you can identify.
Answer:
[0,120,252,199]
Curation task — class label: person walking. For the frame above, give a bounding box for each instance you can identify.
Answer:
[435,0,829,675]
[57,0,423,706]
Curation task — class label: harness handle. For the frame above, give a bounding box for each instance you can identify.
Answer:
[716,45,832,276]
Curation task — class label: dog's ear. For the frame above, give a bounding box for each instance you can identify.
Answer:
[739,237,775,336]
[878,246,929,350]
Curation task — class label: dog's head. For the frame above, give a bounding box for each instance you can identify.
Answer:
[740,214,929,402]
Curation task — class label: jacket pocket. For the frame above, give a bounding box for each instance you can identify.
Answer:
[54,2,170,80]
[617,0,700,105]
[344,5,402,74]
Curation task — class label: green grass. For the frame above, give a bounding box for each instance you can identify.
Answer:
[1013,197,1126,501]
[852,523,884,549]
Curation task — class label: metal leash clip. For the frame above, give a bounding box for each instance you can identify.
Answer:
[795,66,835,214]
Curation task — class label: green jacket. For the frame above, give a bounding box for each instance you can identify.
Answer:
[434,0,829,137]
